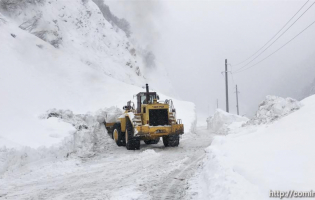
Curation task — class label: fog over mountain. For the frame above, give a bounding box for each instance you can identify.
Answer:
[106,0,315,119]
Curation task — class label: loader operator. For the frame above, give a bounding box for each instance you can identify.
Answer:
[142,95,147,104]
[142,95,151,104]
[142,95,153,104]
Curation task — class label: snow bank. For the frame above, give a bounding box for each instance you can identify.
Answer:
[246,95,302,125]
[40,109,110,154]
[103,107,123,123]
[0,107,117,176]
[207,109,248,135]
[189,95,315,200]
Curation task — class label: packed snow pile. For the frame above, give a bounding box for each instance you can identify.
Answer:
[207,109,248,135]
[246,95,302,125]
[98,106,123,124]
[189,95,315,200]
[0,107,121,176]
[40,108,109,155]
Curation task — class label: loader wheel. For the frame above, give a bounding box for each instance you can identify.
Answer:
[144,137,160,145]
[113,123,125,146]
[125,117,140,150]
[108,127,114,139]
[163,134,180,147]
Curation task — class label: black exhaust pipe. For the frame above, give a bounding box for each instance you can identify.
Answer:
[146,84,150,104]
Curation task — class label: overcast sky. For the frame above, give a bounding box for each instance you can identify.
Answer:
[106,0,315,118]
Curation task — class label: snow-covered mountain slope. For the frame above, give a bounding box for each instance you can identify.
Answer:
[188,95,315,200]
[1,0,145,85]
[0,1,196,149]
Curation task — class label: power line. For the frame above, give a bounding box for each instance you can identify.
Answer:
[232,0,311,66]
[232,0,310,67]
[233,19,315,74]
[233,1,315,73]
[227,63,236,85]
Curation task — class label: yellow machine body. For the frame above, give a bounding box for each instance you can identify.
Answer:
[105,84,184,149]
[106,100,184,140]
[119,101,184,140]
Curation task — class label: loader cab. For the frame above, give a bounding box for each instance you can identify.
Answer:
[136,92,158,113]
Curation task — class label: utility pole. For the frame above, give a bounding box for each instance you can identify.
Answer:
[235,85,240,115]
[225,59,229,112]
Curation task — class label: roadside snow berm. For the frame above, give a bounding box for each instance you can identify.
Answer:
[207,109,248,135]
[188,95,314,200]
[245,95,302,125]
[105,84,184,150]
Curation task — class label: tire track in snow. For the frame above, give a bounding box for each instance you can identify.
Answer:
[150,128,213,200]
[152,154,205,200]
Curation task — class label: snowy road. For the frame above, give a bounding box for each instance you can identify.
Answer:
[1,127,213,200]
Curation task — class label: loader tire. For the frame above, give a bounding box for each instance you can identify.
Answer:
[163,134,179,147]
[144,137,160,145]
[125,117,140,150]
[113,122,125,146]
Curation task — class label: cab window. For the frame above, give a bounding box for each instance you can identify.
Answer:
[140,94,155,104]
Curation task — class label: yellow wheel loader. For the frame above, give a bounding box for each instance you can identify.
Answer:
[105,84,184,150]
